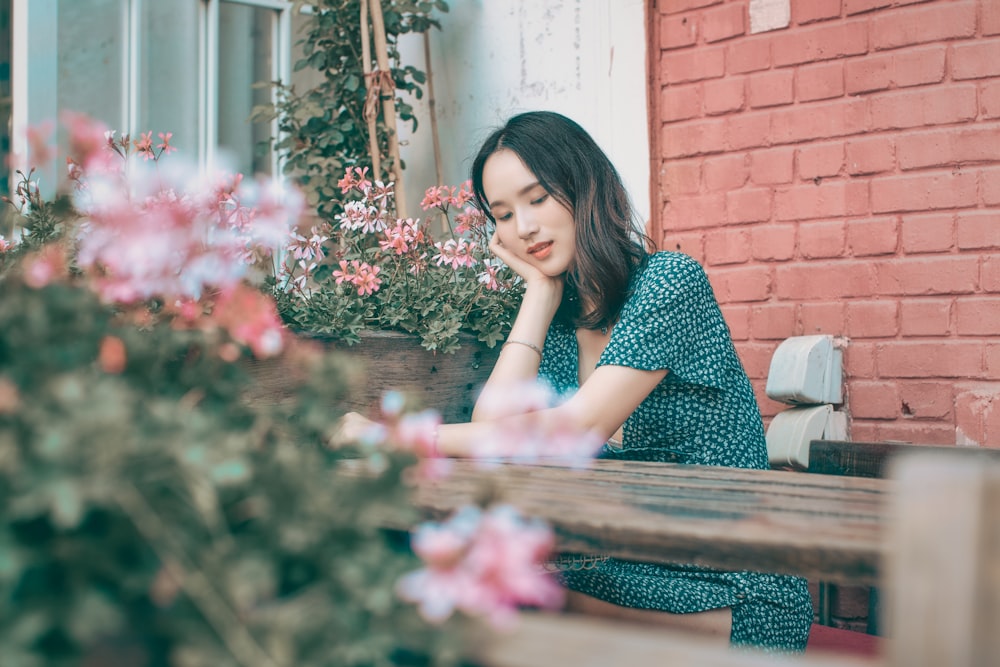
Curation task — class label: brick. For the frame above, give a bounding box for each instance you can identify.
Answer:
[708,264,773,302]
[985,0,1000,36]
[846,136,894,175]
[984,167,1000,206]
[774,260,876,299]
[951,39,1000,80]
[721,304,751,340]
[796,61,845,102]
[899,381,954,419]
[662,46,727,84]
[900,298,952,337]
[798,301,846,335]
[845,341,876,377]
[660,12,699,49]
[897,126,1000,171]
[750,146,795,184]
[844,0,892,17]
[662,117,728,158]
[955,385,1000,446]
[663,158,702,196]
[704,153,748,190]
[662,231,707,263]
[739,342,780,380]
[726,187,773,223]
[725,111,771,149]
[893,45,948,88]
[748,69,795,108]
[849,421,880,444]
[876,341,984,378]
[988,343,1000,376]
[793,0,842,25]
[750,303,797,339]
[847,217,898,257]
[871,1,977,51]
[871,170,978,214]
[799,220,847,259]
[772,18,868,67]
[705,228,752,265]
[869,85,978,131]
[845,52,893,94]
[874,256,979,295]
[703,2,746,43]
[661,83,703,122]
[664,193,727,230]
[704,76,746,115]
[955,297,1000,335]
[849,381,901,419]
[775,180,867,221]
[985,255,1000,292]
[756,383,787,417]
[956,210,1000,249]
[751,224,797,260]
[726,38,771,74]
[847,300,899,338]
[983,80,1000,119]
[660,0,724,15]
[900,212,955,253]
[797,142,845,180]
[877,422,957,446]
[770,98,867,144]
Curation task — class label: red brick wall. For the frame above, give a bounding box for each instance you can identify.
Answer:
[649,0,1000,446]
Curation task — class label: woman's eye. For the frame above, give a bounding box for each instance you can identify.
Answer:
[497,212,513,222]
[531,194,549,205]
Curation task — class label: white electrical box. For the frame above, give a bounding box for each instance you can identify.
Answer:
[766,404,848,470]
[765,335,843,406]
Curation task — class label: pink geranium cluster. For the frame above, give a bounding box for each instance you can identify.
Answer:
[397,504,564,629]
[10,113,300,359]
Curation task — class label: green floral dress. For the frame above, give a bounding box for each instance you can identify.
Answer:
[538,251,813,652]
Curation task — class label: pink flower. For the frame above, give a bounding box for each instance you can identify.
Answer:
[379,218,424,255]
[134,131,155,160]
[98,336,128,374]
[212,284,286,358]
[477,263,500,291]
[453,180,475,208]
[0,235,13,253]
[61,111,116,172]
[432,238,477,270]
[397,504,563,628]
[454,207,487,234]
[420,185,455,212]
[157,131,177,155]
[336,166,372,194]
[332,259,382,296]
[23,245,67,289]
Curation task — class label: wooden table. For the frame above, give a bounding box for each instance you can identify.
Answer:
[414,458,889,586]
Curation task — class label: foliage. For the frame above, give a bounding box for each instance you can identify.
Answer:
[270,171,522,353]
[254,0,449,219]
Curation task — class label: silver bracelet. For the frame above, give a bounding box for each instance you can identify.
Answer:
[502,339,543,360]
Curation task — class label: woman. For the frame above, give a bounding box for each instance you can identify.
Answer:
[344,111,813,651]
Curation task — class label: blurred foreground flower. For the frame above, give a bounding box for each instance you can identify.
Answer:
[398,504,564,629]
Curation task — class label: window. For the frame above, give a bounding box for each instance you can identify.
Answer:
[10,0,292,196]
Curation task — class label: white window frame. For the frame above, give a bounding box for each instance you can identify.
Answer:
[10,0,292,195]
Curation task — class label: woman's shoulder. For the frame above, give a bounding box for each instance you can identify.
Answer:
[634,251,709,294]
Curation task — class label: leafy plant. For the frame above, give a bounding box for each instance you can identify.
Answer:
[271,170,522,353]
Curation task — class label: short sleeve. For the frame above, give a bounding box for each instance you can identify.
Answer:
[598,253,736,390]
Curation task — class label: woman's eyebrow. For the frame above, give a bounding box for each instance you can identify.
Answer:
[489,181,541,209]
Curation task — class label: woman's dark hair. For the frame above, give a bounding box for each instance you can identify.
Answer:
[471,111,653,331]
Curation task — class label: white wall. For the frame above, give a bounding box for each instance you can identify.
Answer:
[397,0,650,223]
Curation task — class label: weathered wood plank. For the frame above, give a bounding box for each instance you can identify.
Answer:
[885,453,1000,667]
[807,440,1000,479]
[409,459,889,585]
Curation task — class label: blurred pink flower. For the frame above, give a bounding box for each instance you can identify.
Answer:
[397,504,563,628]
[157,132,177,156]
[61,111,116,173]
[134,131,155,160]
[212,284,286,358]
[454,207,487,235]
[26,120,55,167]
[332,259,382,296]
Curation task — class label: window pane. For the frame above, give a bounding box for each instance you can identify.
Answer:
[218,1,275,177]
[57,0,124,129]
[139,0,199,157]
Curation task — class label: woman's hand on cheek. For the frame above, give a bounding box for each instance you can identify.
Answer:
[490,231,548,285]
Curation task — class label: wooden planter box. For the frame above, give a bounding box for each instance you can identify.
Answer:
[243,330,501,424]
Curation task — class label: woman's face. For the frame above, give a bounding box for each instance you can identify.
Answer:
[481,149,576,277]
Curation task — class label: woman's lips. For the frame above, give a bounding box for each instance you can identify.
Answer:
[527,241,553,259]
